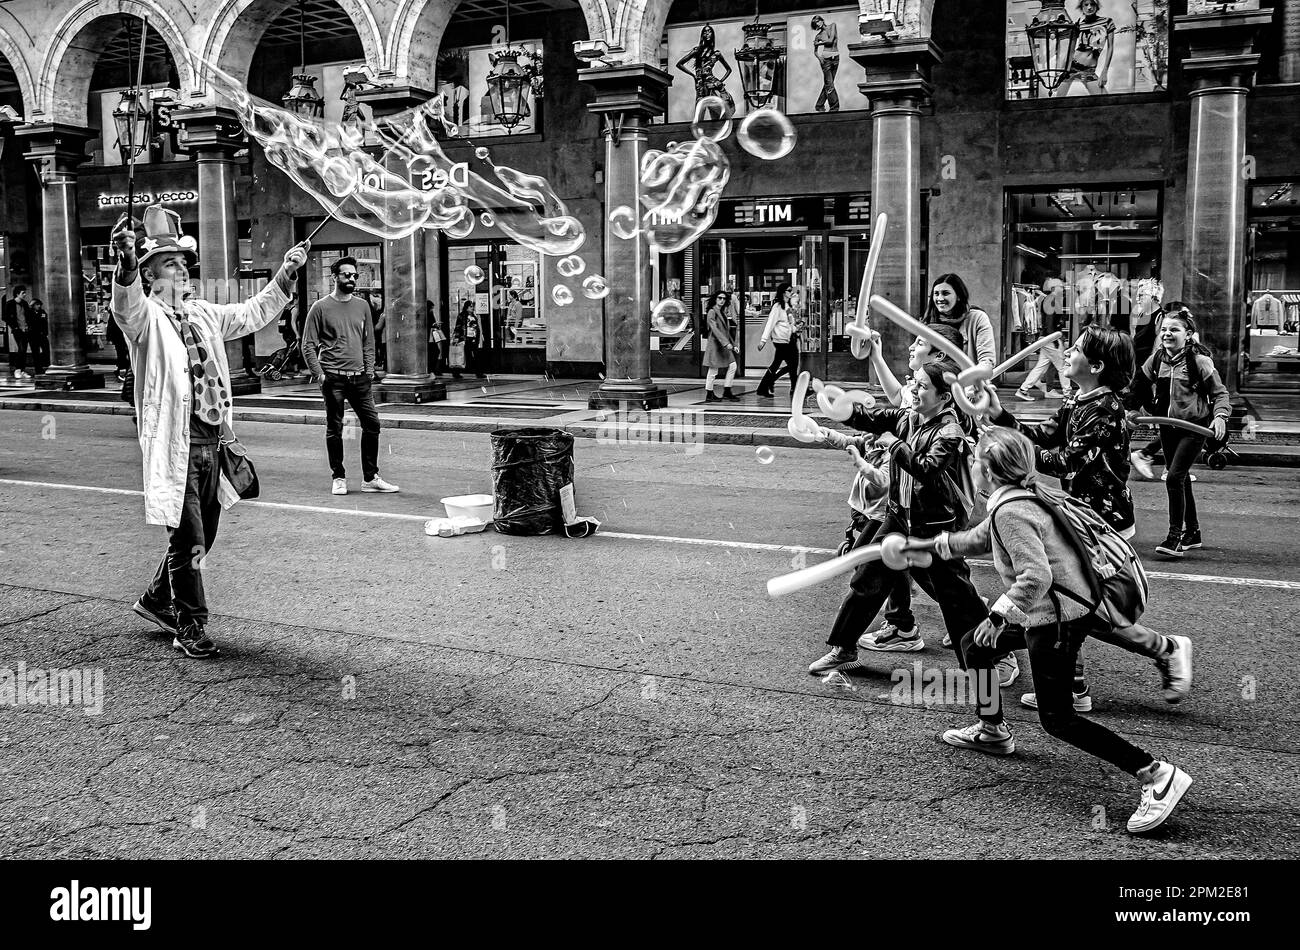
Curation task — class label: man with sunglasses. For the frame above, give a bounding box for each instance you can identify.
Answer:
[302,256,399,496]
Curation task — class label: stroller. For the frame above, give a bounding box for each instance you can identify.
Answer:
[257,339,303,380]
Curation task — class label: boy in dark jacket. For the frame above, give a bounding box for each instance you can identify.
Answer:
[809,360,990,675]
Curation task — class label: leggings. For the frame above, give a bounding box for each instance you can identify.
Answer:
[759,341,800,393]
[1159,427,1205,533]
[964,615,1156,776]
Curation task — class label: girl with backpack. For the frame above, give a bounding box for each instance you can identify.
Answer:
[905,428,1193,834]
[807,359,990,677]
[1128,305,1230,558]
[983,327,1193,708]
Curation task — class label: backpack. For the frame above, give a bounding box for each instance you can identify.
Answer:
[989,489,1149,628]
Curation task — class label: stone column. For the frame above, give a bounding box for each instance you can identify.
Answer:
[174,106,259,395]
[16,123,101,391]
[1176,7,1271,401]
[579,64,671,411]
[357,85,445,404]
[850,38,942,375]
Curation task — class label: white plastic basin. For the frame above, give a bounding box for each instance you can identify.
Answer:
[440,493,494,520]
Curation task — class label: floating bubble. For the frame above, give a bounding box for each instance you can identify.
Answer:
[552,284,574,306]
[691,96,733,143]
[639,136,731,254]
[480,211,496,227]
[464,265,485,286]
[474,146,491,160]
[445,211,475,239]
[651,298,689,335]
[755,445,775,465]
[581,275,610,299]
[609,206,639,240]
[737,108,797,161]
[557,255,585,278]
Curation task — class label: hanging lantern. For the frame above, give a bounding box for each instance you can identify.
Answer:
[734,18,786,109]
[1025,0,1079,94]
[486,48,533,131]
[112,88,152,164]
[282,0,324,118]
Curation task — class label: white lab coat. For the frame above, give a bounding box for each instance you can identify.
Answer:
[112,274,289,528]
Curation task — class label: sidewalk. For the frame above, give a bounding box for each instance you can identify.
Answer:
[3,368,1298,463]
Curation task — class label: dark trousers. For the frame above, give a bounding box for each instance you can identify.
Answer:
[7,329,27,372]
[1159,427,1204,533]
[816,56,840,110]
[143,439,222,628]
[827,525,988,659]
[759,341,800,394]
[964,615,1155,776]
[855,516,915,631]
[321,373,380,481]
[29,333,49,374]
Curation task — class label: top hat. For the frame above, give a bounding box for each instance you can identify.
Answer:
[115,203,199,269]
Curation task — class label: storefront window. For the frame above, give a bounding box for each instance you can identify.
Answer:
[434,40,543,137]
[1005,186,1162,355]
[446,241,543,351]
[1244,181,1300,390]
[1005,0,1171,101]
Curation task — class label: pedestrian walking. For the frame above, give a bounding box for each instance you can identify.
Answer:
[911,428,1193,835]
[807,360,991,678]
[3,285,31,378]
[923,273,996,368]
[106,304,132,382]
[1128,305,1229,558]
[452,299,486,380]
[427,300,446,375]
[702,290,740,402]
[26,298,50,376]
[110,203,305,659]
[984,327,1193,708]
[1014,286,1071,400]
[755,283,800,399]
[301,255,399,497]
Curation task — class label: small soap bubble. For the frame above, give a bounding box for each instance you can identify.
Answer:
[691,95,733,143]
[737,108,797,161]
[651,298,689,335]
[581,275,610,299]
[474,146,491,160]
[755,445,775,464]
[552,284,574,306]
[609,205,639,240]
[446,212,475,239]
[558,255,585,278]
[464,265,485,286]
[480,211,496,227]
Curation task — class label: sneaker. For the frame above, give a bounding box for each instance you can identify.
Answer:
[858,621,925,652]
[361,476,400,493]
[1044,389,1064,399]
[1127,763,1193,834]
[808,646,860,675]
[705,392,721,402]
[1155,635,1193,704]
[132,598,178,637]
[1160,471,1197,482]
[173,624,221,659]
[1020,689,1093,713]
[1013,390,1035,401]
[996,652,1020,688]
[332,478,348,495]
[1130,451,1156,480]
[942,721,1015,756]
[1155,531,1184,558]
[1180,529,1202,550]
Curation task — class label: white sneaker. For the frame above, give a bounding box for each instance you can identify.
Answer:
[996,652,1020,688]
[1013,390,1035,402]
[1127,762,1192,834]
[1156,635,1193,704]
[1160,471,1197,482]
[1130,451,1156,481]
[858,621,925,652]
[1020,690,1093,713]
[332,478,348,495]
[808,647,859,675]
[1044,389,1064,399]
[361,476,400,493]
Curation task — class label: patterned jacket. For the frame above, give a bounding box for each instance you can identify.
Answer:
[992,387,1135,535]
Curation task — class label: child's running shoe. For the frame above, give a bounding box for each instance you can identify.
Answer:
[858,621,925,652]
[996,652,1020,687]
[1155,635,1193,703]
[808,647,860,675]
[1128,763,1192,834]
[1020,689,1093,713]
[1130,450,1156,480]
[941,721,1015,756]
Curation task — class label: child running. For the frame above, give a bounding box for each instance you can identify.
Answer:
[808,360,990,677]
[907,428,1193,834]
[983,327,1192,708]
[1128,304,1230,559]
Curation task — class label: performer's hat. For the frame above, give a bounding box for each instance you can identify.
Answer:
[114,203,198,269]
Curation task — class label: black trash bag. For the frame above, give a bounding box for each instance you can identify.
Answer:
[490,427,575,535]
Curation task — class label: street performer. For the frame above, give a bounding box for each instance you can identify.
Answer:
[111,203,307,659]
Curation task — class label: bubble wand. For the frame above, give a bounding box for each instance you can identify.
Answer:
[124,16,149,233]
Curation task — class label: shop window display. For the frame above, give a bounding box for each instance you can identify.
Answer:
[447,242,543,350]
[1244,181,1300,390]
[434,40,543,137]
[1005,186,1162,360]
[1005,0,1171,100]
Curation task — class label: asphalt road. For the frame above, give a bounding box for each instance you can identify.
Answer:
[1,409,1297,859]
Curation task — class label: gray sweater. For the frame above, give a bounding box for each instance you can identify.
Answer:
[935,486,1092,628]
[302,295,375,378]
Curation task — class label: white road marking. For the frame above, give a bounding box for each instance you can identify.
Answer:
[3,477,1299,591]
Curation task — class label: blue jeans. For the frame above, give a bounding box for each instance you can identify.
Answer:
[322,373,380,481]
